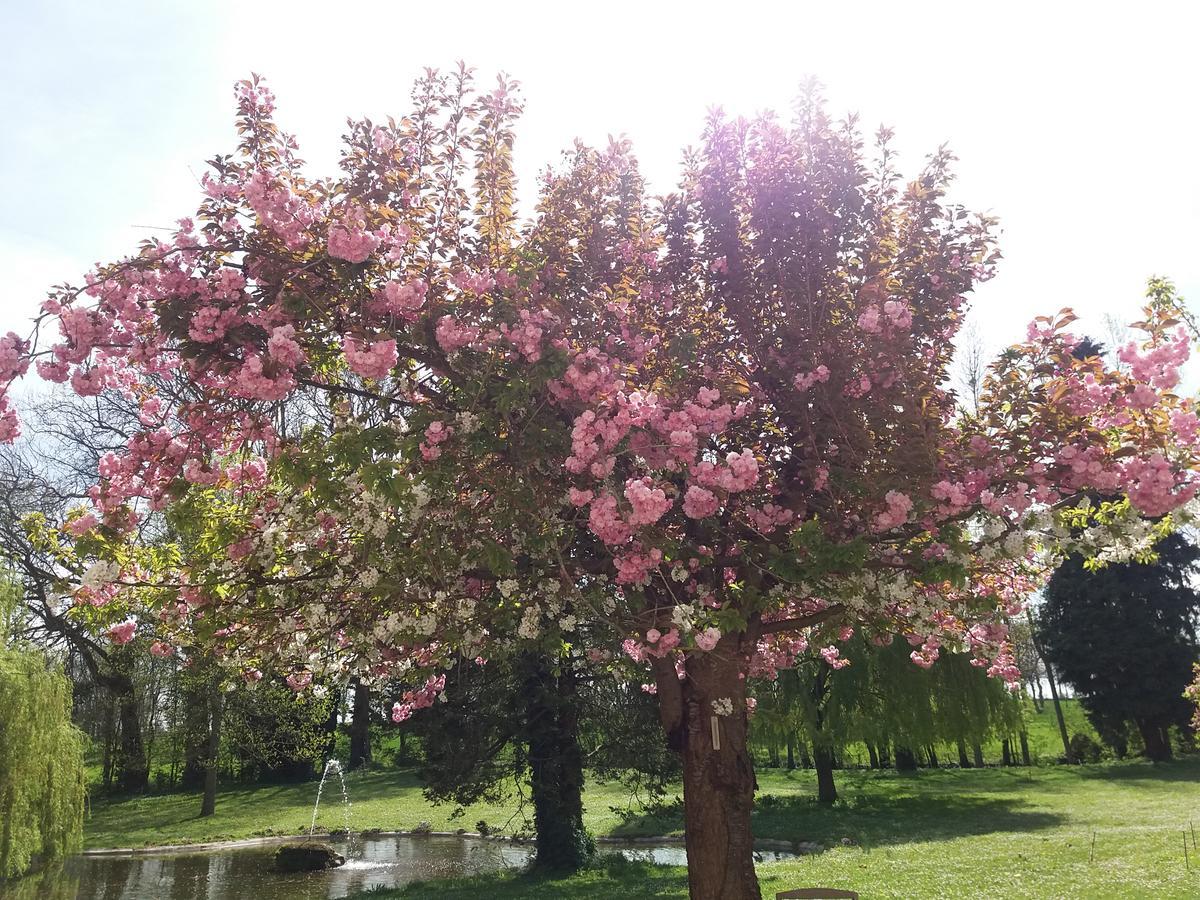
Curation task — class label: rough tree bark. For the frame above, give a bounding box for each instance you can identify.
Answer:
[653,636,760,900]
[957,739,971,768]
[972,742,985,768]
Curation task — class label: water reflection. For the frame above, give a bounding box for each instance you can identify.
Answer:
[0,835,533,900]
[0,835,799,899]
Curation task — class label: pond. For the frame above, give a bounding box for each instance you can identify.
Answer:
[0,835,800,900]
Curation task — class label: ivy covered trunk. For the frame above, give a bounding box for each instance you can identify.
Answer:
[654,641,761,900]
[521,655,591,871]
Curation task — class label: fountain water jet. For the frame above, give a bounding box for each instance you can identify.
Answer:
[309,758,353,837]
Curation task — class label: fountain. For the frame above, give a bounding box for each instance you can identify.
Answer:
[309,759,353,838]
[274,759,352,872]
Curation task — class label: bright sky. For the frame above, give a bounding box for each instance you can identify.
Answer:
[2,0,1197,372]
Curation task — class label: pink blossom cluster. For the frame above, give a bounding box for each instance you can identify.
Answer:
[624,477,672,526]
[0,332,30,383]
[694,626,722,651]
[554,349,619,403]
[588,493,633,545]
[613,543,665,585]
[229,353,296,401]
[793,365,830,391]
[451,269,496,295]
[1118,328,1189,390]
[66,512,99,536]
[343,336,398,379]
[985,642,1021,688]
[243,170,318,250]
[1122,452,1197,517]
[391,673,447,722]
[857,299,912,335]
[420,421,454,461]
[286,671,312,692]
[873,490,913,531]
[745,503,794,533]
[0,395,18,443]
[683,485,720,519]
[376,279,428,321]
[819,645,850,669]
[692,450,759,493]
[267,324,306,369]
[499,309,555,362]
[188,304,242,343]
[327,206,381,263]
[107,619,137,645]
[435,316,481,354]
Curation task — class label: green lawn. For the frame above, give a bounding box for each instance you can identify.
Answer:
[371,759,1200,900]
[84,755,1200,898]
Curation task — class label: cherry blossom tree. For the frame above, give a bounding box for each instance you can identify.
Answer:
[2,70,1198,899]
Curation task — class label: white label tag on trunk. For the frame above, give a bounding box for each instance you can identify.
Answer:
[710,715,721,751]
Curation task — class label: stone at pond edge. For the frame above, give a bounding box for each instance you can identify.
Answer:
[273,842,346,872]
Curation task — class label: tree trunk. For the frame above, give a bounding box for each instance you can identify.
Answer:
[894,745,917,773]
[878,742,891,769]
[101,697,115,790]
[181,666,211,790]
[1136,718,1172,761]
[814,744,837,804]
[926,745,939,768]
[349,678,373,771]
[867,743,880,769]
[798,739,812,769]
[522,655,591,872]
[1027,610,1075,763]
[200,691,222,817]
[653,641,760,900]
[1001,738,1012,766]
[972,743,985,768]
[1019,731,1032,766]
[957,739,971,768]
[110,664,148,794]
[785,734,795,771]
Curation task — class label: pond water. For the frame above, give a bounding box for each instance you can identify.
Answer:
[0,835,799,900]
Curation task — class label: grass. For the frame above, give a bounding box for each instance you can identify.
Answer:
[84,755,1200,898]
[83,766,655,849]
[368,759,1200,899]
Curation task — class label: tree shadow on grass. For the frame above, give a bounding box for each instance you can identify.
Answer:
[391,856,689,899]
[610,791,1063,852]
[1073,756,1200,783]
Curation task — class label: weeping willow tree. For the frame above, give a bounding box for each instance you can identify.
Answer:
[752,636,1023,801]
[0,573,87,880]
